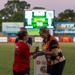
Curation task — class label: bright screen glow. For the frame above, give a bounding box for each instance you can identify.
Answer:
[24,9,54,29]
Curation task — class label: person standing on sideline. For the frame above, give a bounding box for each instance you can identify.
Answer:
[13,31,36,75]
[15,27,32,48]
[34,26,66,75]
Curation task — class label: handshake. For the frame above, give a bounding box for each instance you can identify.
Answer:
[31,47,47,59]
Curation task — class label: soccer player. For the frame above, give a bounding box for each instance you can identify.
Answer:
[34,26,66,75]
[13,31,35,75]
[15,27,32,48]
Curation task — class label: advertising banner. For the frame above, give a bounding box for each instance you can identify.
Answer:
[0,37,7,42]
[73,37,75,42]
[2,22,24,34]
[35,37,43,42]
[34,55,47,75]
[55,22,75,33]
[9,37,16,42]
[60,37,72,42]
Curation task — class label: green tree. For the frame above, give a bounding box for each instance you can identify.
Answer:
[57,9,75,22]
[10,11,24,22]
[4,0,30,19]
[33,7,45,9]
[0,0,30,31]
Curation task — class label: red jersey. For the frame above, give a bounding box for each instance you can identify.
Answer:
[13,41,31,72]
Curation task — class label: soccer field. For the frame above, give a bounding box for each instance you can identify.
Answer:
[0,42,75,75]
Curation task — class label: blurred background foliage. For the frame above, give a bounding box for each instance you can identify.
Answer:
[0,0,75,31]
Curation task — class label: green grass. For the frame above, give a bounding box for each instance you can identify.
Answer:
[27,30,39,35]
[0,42,75,75]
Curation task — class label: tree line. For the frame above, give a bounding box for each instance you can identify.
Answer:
[0,0,75,31]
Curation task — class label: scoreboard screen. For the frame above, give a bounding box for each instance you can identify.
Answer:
[24,9,54,29]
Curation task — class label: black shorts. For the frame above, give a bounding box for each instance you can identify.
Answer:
[47,60,66,75]
[13,68,30,75]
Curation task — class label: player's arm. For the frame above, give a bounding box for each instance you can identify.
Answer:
[30,47,45,59]
[46,48,58,56]
[24,44,39,59]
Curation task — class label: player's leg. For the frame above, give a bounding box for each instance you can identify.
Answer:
[51,60,66,75]
[22,68,30,75]
[46,64,51,75]
[13,68,30,75]
[13,70,17,75]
